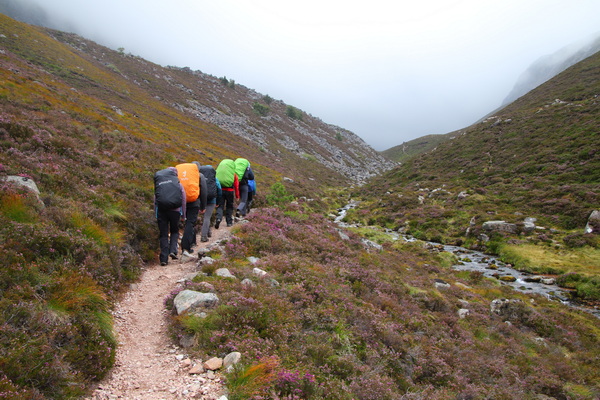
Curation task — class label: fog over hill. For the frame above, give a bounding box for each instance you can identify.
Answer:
[502,32,600,106]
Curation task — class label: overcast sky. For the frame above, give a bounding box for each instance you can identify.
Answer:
[16,0,600,150]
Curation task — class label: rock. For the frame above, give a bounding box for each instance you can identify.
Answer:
[223,352,241,370]
[247,256,260,264]
[4,175,41,195]
[241,278,255,287]
[203,357,223,371]
[499,275,517,282]
[181,252,198,263]
[189,364,204,374]
[2,175,44,206]
[523,276,542,283]
[179,334,196,348]
[523,217,537,233]
[200,256,216,265]
[215,268,236,279]
[434,279,451,289]
[490,298,524,317]
[585,210,600,233]
[173,290,219,315]
[458,308,470,319]
[482,220,518,234]
[269,279,280,287]
[252,267,267,277]
[541,278,556,285]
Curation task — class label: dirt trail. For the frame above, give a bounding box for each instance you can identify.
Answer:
[86,224,233,400]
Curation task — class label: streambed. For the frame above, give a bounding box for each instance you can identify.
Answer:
[335,201,600,319]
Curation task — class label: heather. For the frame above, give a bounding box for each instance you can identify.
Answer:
[169,205,600,399]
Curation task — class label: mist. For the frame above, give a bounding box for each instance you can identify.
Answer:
[3,0,600,150]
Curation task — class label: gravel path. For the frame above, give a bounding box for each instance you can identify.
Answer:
[85,224,233,400]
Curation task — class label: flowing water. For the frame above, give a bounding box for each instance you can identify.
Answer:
[335,201,600,319]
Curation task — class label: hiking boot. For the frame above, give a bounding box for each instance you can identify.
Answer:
[235,210,240,218]
[182,250,194,257]
[201,236,208,242]
[169,252,178,260]
[160,261,167,266]
[214,219,221,229]
[227,222,233,227]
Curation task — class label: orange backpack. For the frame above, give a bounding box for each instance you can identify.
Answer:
[175,163,200,203]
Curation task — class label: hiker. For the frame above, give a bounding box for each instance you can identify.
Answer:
[176,162,207,257]
[234,158,254,218]
[215,158,239,228]
[154,167,186,266]
[195,163,222,242]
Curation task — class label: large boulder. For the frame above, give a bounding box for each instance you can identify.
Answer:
[482,220,518,234]
[173,290,219,315]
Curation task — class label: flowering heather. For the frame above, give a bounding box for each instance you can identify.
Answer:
[172,206,600,399]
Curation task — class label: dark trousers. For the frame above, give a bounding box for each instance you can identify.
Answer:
[216,189,234,224]
[157,209,180,264]
[181,202,200,252]
[237,184,249,216]
[201,203,216,238]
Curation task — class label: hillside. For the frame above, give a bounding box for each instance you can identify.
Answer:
[348,50,600,304]
[0,14,391,190]
[0,13,387,398]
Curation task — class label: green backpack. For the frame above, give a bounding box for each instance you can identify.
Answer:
[234,158,250,180]
[216,159,236,187]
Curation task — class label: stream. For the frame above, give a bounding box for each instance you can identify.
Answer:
[335,201,600,319]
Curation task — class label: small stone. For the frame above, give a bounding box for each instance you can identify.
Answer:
[203,357,223,371]
[189,364,204,374]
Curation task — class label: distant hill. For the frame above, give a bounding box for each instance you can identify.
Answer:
[381,132,455,163]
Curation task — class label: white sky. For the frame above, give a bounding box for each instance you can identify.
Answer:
[23,0,600,150]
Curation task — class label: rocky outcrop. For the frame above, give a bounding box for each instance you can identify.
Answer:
[585,210,600,233]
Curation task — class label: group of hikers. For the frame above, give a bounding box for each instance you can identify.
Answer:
[153,157,255,266]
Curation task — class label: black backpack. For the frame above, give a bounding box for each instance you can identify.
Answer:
[154,168,183,210]
[198,165,218,200]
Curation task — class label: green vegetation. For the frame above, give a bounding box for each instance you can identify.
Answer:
[262,94,273,105]
[252,102,270,116]
[286,105,303,120]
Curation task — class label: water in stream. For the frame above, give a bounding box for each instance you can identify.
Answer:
[335,201,600,319]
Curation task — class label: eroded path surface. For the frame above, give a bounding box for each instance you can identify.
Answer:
[86,225,233,400]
